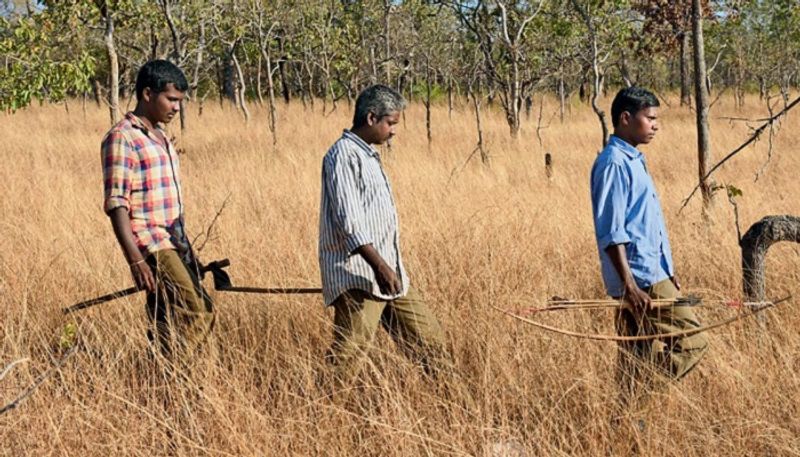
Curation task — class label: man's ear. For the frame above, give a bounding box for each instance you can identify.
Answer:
[141,87,153,103]
[619,111,631,127]
[366,111,376,126]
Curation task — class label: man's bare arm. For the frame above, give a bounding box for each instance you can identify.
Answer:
[355,244,401,295]
[108,207,155,293]
[605,244,651,310]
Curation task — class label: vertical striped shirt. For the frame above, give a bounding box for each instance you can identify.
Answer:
[318,130,409,306]
[101,112,188,256]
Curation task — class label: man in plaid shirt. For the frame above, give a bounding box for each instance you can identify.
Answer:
[101,60,214,358]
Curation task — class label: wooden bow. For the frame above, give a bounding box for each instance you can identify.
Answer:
[493,295,791,342]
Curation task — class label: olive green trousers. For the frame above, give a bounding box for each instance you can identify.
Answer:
[616,279,709,394]
[145,249,215,359]
[327,287,452,382]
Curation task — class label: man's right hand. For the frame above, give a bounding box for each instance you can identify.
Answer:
[374,262,402,296]
[130,260,156,293]
[622,281,651,311]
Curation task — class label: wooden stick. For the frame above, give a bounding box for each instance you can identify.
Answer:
[494,295,791,342]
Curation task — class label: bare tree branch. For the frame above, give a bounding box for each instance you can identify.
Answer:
[679,94,800,213]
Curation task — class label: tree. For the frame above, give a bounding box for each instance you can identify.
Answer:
[0,5,95,111]
[693,0,713,213]
[569,0,634,148]
[448,0,545,138]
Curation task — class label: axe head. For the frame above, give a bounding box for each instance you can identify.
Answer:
[203,260,233,290]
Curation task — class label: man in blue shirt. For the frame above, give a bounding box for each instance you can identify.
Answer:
[590,87,708,396]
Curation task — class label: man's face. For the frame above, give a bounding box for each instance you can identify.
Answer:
[623,106,659,145]
[367,111,401,145]
[143,83,184,124]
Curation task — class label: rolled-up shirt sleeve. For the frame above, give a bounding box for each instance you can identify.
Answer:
[101,130,136,213]
[324,149,372,253]
[592,161,631,250]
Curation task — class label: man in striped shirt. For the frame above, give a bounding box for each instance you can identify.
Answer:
[319,85,450,382]
[102,60,214,359]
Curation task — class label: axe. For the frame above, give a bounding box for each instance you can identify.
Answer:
[63,259,231,314]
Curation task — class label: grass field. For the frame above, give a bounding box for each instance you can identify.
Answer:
[1,93,799,456]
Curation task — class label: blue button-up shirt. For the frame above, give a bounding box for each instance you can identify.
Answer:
[318,130,409,306]
[590,135,674,297]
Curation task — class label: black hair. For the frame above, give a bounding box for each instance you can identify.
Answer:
[352,84,406,128]
[135,60,189,101]
[610,87,660,128]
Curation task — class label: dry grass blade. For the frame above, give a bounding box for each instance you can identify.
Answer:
[0,347,78,416]
[0,358,29,382]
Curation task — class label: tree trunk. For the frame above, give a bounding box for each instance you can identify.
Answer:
[192,21,205,100]
[92,79,102,107]
[467,85,488,166]
[255,52,264,106]
[680,30,691,107]
[383,0,391,83]
[222,49,236,103]
[693,0,713,212]
[741,215,800,301]
[304,59,315,111]
[447,77,453,120]
[163,0,187,132]
[277,35,290,104]
[558,74,566,123]
[261,47,278,146]
[103,8,119,125]
[232,51,250,122]
[508,61,522,138]
[571,0,608,148]
[425,58,432,148]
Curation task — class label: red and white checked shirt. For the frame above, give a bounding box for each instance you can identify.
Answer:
[101,112,185,256]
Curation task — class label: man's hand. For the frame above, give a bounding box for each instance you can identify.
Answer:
[355,243,402,296]
[374,262,402,296]
[130,260,156,293]
[622,280,651,311]
[670,275,681,291]
[108,207,156,292]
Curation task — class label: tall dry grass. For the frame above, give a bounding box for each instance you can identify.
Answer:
[1,94,799,456]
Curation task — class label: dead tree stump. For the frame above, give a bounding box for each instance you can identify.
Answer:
[545,152,553,178]
[741,215,800,301]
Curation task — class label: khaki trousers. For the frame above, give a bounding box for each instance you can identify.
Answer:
[327,287,451,382]
[616,279,709,395]
[145,249,215,359]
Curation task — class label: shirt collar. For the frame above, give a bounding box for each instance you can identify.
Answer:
[342,129,379,158]
[608,135,643,160]
[125,111,164,135]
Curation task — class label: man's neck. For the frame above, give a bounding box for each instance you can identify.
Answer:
[132,106,157,131]
[612,131,639,149]
[349,126,374,145]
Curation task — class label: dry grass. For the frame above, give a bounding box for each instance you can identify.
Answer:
[1,93,800,456]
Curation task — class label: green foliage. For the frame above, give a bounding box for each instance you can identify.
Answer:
[726,184,743,199]
[59,322,78,350]
[0,0,797,111]
[0,11,96,111]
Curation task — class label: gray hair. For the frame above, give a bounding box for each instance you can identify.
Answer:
[352,84,406,128]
